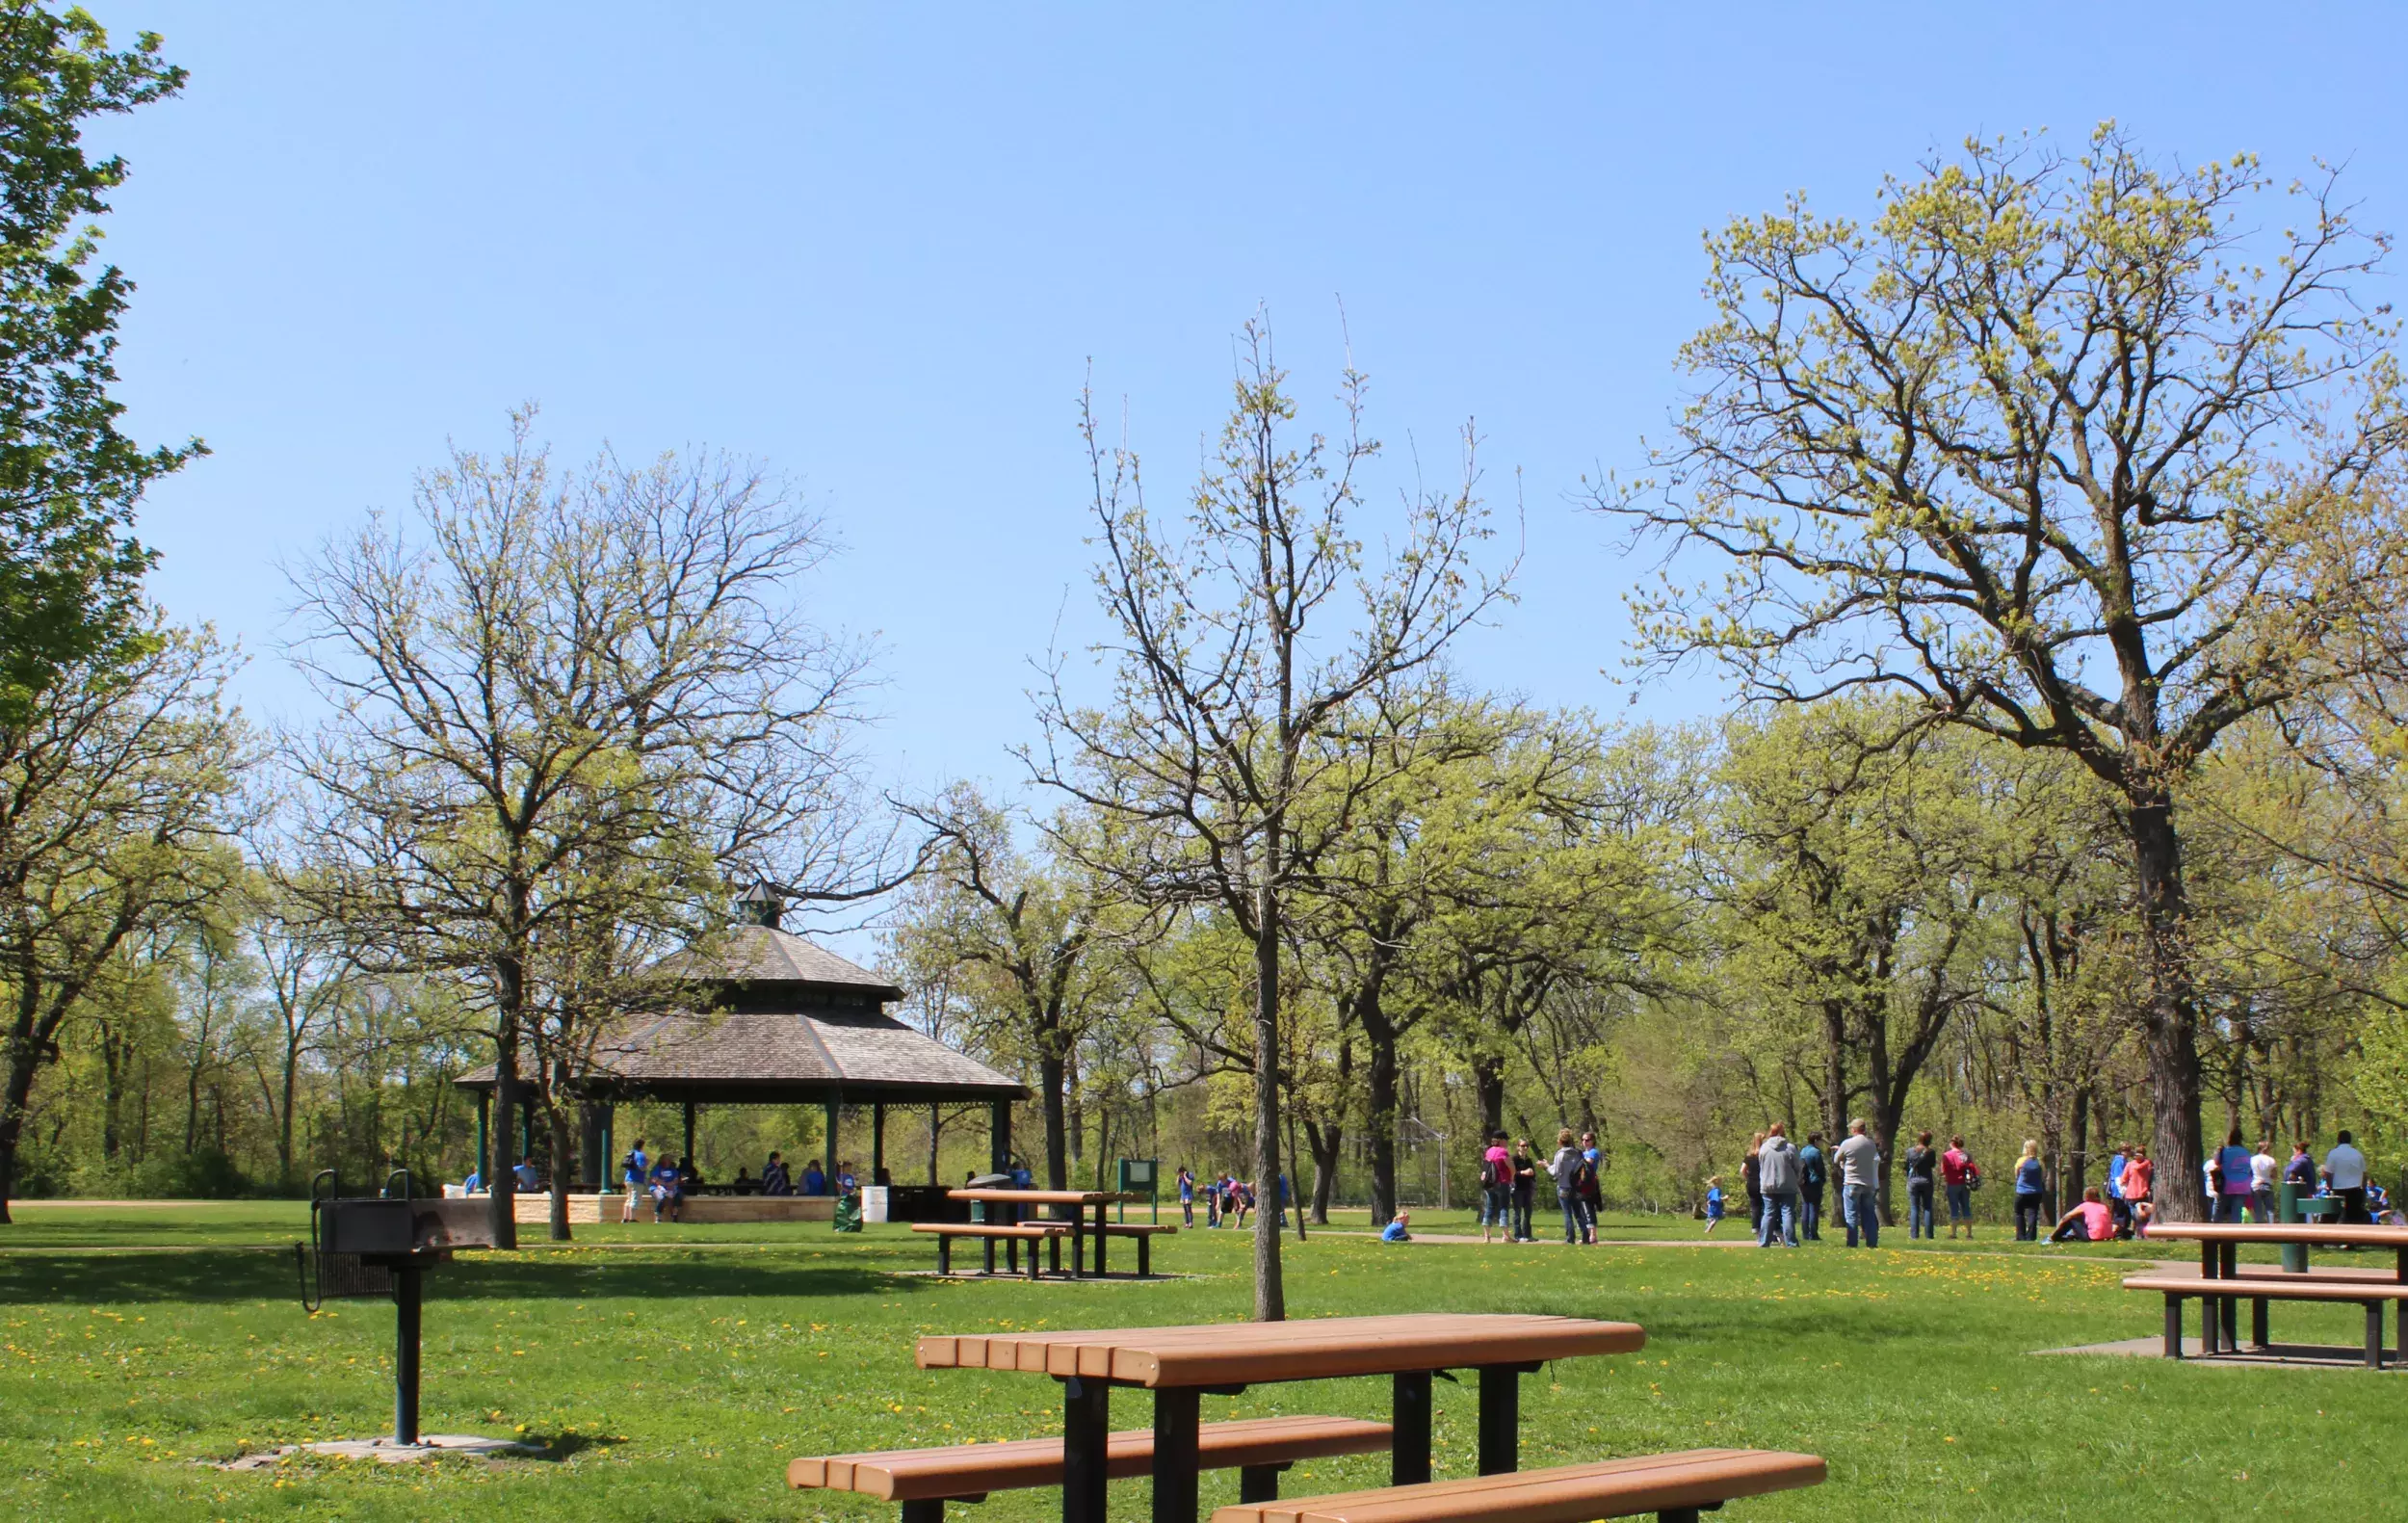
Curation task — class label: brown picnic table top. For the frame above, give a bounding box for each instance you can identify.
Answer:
[2143,1222,2408,1247]
[921,1312,1648,1523]
[920,1311,1643,1388]
[948,1188,1135,1204]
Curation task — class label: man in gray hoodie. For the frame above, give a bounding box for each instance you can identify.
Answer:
[1833,1118,1882,1248]
[1756,1123,1801,1247]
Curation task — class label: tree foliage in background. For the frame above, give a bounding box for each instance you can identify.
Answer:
[1602,127,2408,1219]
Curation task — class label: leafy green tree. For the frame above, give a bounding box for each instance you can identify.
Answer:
[1603,128,2408,1218]
[0,8,198,723]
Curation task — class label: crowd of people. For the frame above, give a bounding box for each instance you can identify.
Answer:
[1713,1123,2398,1247]
[1173,1169,1296,1229]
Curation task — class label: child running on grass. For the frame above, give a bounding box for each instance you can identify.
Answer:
[1703,1176,1726,1234]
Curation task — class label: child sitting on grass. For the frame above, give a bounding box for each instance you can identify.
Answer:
[1704,1177,1726,1234]
[1381,1209,1412,1243]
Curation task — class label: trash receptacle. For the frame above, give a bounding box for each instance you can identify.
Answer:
[862,1185,889,1224]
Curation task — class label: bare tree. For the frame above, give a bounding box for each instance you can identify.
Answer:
[1027,319,1511,1319]
[286,412,883,1246]
[0,625,249,1221]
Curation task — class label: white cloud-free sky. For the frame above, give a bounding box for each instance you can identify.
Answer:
[94,4,2408,831]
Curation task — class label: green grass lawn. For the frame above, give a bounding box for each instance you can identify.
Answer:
[2,1202,2396,1519]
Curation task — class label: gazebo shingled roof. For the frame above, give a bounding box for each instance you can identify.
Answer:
[455,923,1026,1106]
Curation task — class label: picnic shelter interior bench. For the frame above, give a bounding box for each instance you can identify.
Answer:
[1207,1447,1826,1523]
[791,1413,1394,1522]
[912,1221,1069,1278]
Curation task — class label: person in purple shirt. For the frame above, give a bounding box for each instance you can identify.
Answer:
[2212,1127,2256,1223]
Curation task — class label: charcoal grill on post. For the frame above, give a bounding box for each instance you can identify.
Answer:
[295,1169,494,1448]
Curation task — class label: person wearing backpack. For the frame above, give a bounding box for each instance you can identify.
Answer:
[1479,1132,1512,1244]
[1797,1132,1827,1243]
[1941,1136,1980,1240]
[620,1139,649,1223]
[1547,1129,1583,1245]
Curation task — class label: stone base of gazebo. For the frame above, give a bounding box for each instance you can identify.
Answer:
[494,1192,838,1226]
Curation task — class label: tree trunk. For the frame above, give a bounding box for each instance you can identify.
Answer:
[1304,1116,1341,1224]
[278,1036,302,1187]
[547,1098,573,1242]
[487,1022,520,1251]
[100,1023,132,1163]
[1474,1051,1505,1138]
[1251,881,1286,1322]
[1037,1051,1069,1191]
[1364,1011,1401,1226]
[2128,800,2207,1222]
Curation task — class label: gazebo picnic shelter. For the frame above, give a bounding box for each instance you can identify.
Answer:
[457,896,1026,1221]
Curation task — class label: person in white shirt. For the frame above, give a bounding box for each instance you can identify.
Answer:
[2248,1142,2279,1223]
[2325,1131,2369,1224]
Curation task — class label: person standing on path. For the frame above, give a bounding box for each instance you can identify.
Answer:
[2104,1142,2131,1237]
[1177,1167,1195,1227]
[620,1138,649,1223]
[1941,1136,1978,1240]
[2013,1141,2045,1241]
[2326,1131,2370,1223]
[1480,1132,1512,1244]
[1757,1124,1800,1247]
[1797,1132,1827,1243]
[1834,1119,1881,1248]
[2285,1142,2316,1193]
[1549,1129,1584,1245]
[2118,1146,2153,1237]
[2212,1128,2256,1223]
[2248,1141,2278,1224]
[1575,1132,1603,1246]
[1741,1132,1767,1240]
[1510,1138,1539,1242]
[1903,1132,1938,1240]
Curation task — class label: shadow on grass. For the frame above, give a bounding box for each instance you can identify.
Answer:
[0,1244,914,1304]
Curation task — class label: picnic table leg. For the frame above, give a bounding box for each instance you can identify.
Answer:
[2164,1294,2183,1360]
[1051,1234,1062,1276]
[1072,1217,1086,1279]
[1095,1205,1110,1277]
[2219,1245,2239,1347]
[1139,1233,1151,1277]
[1475,1365,1520,1475]
[1238,1466,1282,1503]
[1151,1386,1200,1523]
[2201,1292,2219,1355]
[938,1236,952,1276]
[2369,1302,2386,1370]
[1391,1371,1432,1486]
[983,1235,996,1276]
[2251,1297,2268,1350]
[1061,1376,1111,1523]
[902,1503,946,1523]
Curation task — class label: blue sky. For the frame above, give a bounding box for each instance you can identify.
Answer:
[95,4,2408,823]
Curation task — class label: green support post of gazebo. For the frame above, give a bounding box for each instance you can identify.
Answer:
[682,1100,697,1171]
[824,1097,842,1182]
[990,1099,1010,1176]
[476,1091,490,1187]
[872,1104,886,1184]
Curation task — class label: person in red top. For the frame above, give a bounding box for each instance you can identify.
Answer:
[1940,1136,1979,1239]
[2118,1146,2154,1239]
[2049,1187,2115,1243]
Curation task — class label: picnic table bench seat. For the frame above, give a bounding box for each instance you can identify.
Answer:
[2124,1273,2408,1367]
[1099,1221,1176,1274]
[791,1413,1394,1522]
[1207,1447,1826,1523]
[911,1221,1071,1278]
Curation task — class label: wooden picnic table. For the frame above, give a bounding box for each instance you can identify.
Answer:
[2144,1221,2408,1353]
[949,1188,1138,1278]
[919,1311,1646,1523]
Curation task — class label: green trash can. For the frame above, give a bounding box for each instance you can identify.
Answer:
[832,1195,863,1233]
[2280,1182,2334,1273]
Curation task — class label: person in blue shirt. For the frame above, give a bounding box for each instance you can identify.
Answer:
[2013,1140,2047,1240]
[649,1156,684,1222]
[1177,1167,1194,1226]
[2104,1143,2130,1237]
[1703,1177,1726,1235]
[511,1155,540,1192]
[461,1168,483,1194]
[800,1158,826,1195]
[2211,1128,2258,1223]
[620,1139,649,1222]
[1381,1209,1412,1243]
[1796,1134,1826,1243]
